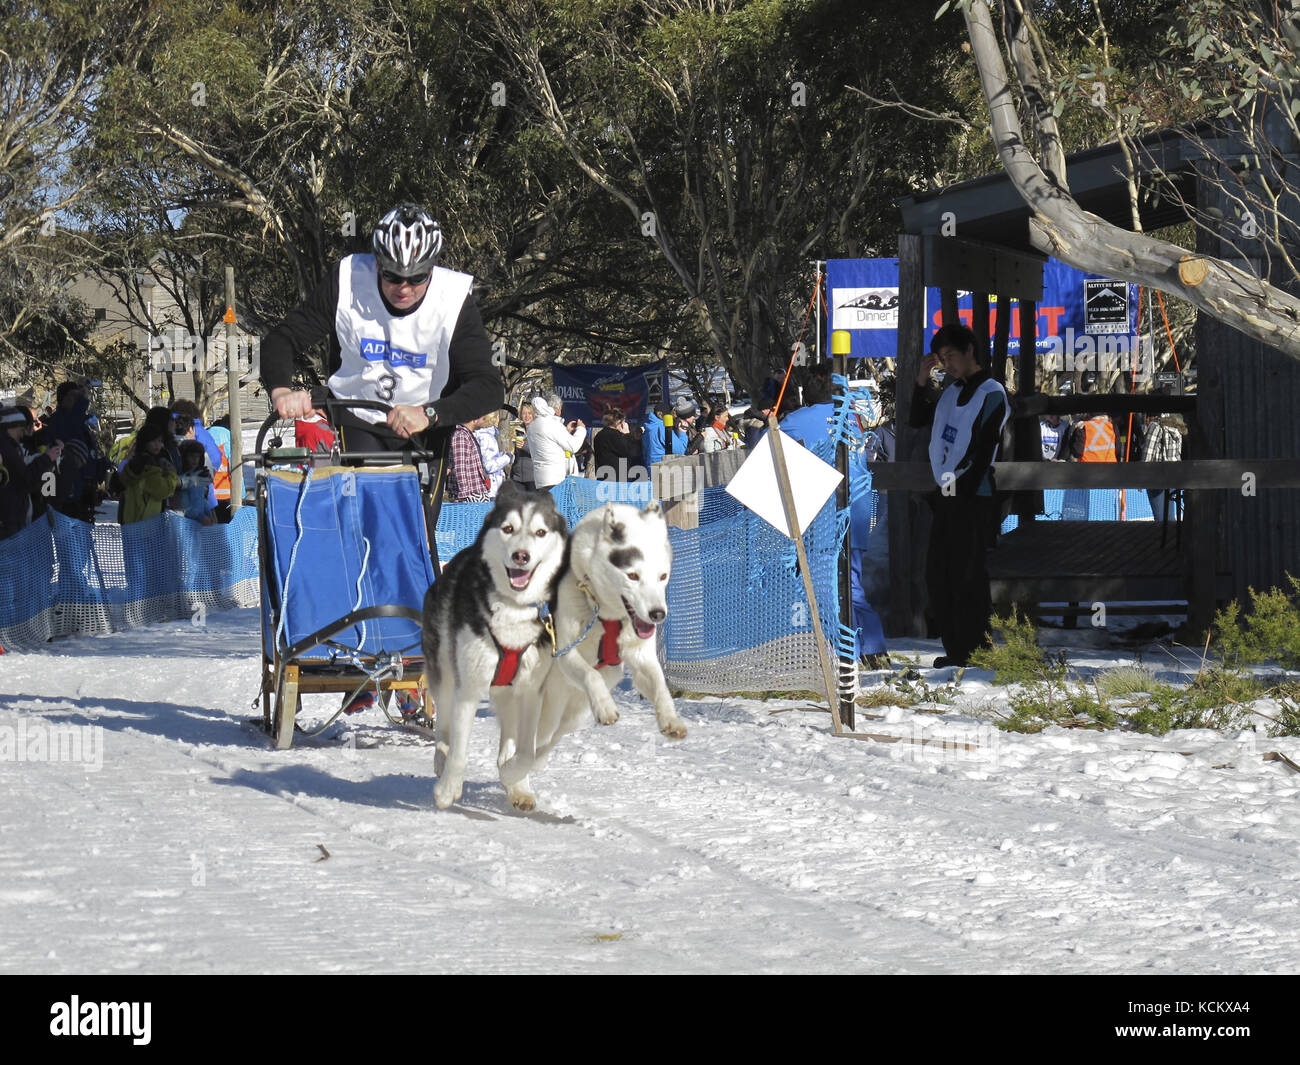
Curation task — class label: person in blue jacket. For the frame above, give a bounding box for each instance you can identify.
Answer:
[642,400,683,467]
[776,370,887,662]
[171,400,221,513]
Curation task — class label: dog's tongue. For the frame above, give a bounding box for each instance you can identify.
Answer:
[631,615,657,639]
[508,568,532,590]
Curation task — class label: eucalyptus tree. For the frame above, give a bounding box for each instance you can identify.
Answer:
[488,0,962,398]
[951,0,1300,361]
[0,1,163,369]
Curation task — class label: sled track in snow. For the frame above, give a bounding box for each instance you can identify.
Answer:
[6,659,1297,973]
[528,700,1300,973]
[208,717,970,971]
[198,697,1300,972]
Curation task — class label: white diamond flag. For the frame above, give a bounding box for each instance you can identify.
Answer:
[724,430,842,539]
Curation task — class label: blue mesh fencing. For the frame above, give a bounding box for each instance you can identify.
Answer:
[698,484,744,524]
[1,516,57,641]
[553,475,655,523]
[433,478,656,564]
[0,477,663,655]
[1000,487,1157,533]
[657,378,873,692]
[3,404,1170,692]
[0,507,259,651]
[662,498,840,665]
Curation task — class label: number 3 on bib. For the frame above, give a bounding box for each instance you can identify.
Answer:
[376,373,397,402]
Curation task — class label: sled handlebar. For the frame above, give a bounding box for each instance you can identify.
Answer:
[254,391,441,461]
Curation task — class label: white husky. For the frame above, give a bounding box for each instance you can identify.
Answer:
[421,481,567,812]
[501,500,686,784]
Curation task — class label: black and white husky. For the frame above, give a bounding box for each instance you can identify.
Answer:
[499,500,686,786]
[421,480,567,812]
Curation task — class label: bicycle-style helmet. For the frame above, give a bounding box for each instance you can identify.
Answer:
[371,203,443,278]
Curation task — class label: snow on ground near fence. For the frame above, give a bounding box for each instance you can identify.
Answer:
[1,607,1298,974]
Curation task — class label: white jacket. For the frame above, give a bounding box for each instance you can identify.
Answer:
[697,423,732,454]
[527,398,587,489]
[473,425,510,497]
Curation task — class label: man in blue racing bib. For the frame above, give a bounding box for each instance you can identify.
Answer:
[909,323,1010,669]
[260,202,503,488]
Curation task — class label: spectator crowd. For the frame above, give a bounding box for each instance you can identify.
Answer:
[4,372,1189,548]
[2,376,763,541]
[1,383,237,541]
[445,386,761,502]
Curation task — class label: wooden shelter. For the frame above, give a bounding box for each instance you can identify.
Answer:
[871,126,1300,636]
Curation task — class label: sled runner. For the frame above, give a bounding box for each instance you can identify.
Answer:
[255,397,441,749]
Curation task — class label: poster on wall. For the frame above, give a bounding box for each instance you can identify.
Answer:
[1083,279,1131,334]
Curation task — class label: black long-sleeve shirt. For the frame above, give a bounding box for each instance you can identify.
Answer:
[910,369,1008,496]
[259,264,502,427]
[592,426,642,477]
[1,434,56,537]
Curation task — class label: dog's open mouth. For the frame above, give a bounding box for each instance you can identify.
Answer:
[507,567,533,590]
[622,597,658,639]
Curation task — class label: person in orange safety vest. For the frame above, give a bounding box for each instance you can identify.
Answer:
[1070,413,1117,462]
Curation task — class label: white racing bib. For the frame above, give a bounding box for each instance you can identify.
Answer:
[330,254,473,425]
[1040,419,1065,459]
[928,376,1009,485]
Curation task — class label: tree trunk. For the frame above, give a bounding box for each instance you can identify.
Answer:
[963,0,1300,361]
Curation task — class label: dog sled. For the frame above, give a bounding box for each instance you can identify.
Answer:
[255,397,441,749]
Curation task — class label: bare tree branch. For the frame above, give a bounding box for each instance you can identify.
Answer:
[963,0,1300,360]
[845,84,974,129]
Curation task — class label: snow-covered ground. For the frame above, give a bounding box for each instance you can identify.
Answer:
[1,608,1298,975]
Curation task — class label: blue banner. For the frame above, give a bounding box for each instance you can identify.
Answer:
[550,361,663,425]
[827,257,1141,371]
[924,259,1140,367]
[825,258,903,360]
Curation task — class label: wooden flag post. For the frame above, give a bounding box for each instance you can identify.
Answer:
[766,416,845,735]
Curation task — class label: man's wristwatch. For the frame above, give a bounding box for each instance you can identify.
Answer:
[422,405,438,427]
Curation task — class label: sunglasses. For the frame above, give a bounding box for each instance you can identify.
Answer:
[380,269,431,286]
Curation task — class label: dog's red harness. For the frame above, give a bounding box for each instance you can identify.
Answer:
[596,618,623,669]
[557,578,623,668]
[491,642,525,687]
[491,604,554,686]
